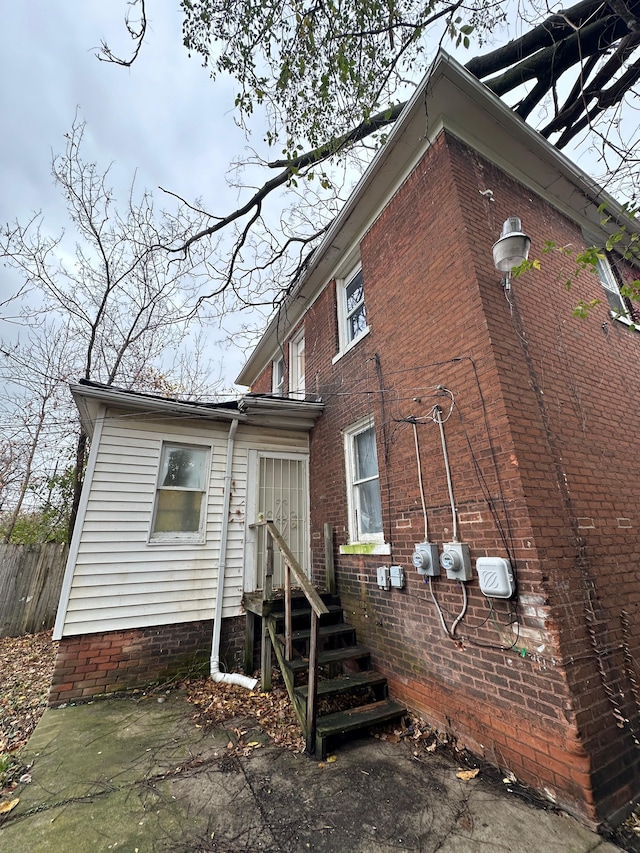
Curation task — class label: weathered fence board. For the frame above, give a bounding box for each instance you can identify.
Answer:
[0,543,68,637]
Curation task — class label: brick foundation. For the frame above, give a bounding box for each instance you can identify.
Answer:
[49,616,246,705]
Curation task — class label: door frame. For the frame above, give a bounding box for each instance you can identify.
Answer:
[243,449,311,592]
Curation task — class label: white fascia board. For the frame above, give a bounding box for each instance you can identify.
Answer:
[70,383,246,435]
[236,50,637,387]
[239,395,324,431]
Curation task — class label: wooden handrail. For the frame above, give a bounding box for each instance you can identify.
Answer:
[266,522,329,617]
[250,517,328,754]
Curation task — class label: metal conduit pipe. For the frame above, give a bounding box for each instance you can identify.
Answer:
[210,417,258,690]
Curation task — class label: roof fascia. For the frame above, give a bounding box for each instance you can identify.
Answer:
[238,395,324,431]
[70,383,246,437]
[71,383,323,436]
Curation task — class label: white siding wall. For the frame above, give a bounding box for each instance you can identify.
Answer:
[58,409,308,637]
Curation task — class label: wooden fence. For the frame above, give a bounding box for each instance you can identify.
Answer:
[0,543,68,637]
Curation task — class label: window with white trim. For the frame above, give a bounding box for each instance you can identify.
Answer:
[344,417,383,542]
[272,354,285,395]
[596,256,633,324]
[336,266,369,355]
[289,329,305,398]
[150,443,209,542]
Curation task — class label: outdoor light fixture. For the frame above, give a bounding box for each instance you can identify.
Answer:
[492,216,531,290]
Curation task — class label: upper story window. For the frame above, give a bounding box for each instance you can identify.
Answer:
[345,269,367,342]
[289,329,305,398]
[344,417,383,543]
[335,265,370,360]
[150,442,209,543]
[272,354,285,395]
[596,255,634,325]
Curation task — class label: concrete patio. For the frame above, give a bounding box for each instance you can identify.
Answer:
[0,689,624,852]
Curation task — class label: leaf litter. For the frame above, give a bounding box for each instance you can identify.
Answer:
[0,630,58,805]
[0,631,58,755]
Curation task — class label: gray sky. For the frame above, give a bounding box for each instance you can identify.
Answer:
[0,2,253,385]
[0,3,628,390]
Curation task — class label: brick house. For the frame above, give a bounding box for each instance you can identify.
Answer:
[236,52,640,827]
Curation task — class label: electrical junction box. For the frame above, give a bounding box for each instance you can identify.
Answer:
[376,566,391,590]
[440,542,472,581]
[390,565,405,589]
[476,557,515,598]
[412,542,440,576]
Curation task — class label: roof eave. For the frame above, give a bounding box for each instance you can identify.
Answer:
[70,383,246,436]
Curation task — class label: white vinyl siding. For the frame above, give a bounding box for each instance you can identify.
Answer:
[57,410,308,637]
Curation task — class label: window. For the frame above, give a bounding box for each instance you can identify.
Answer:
[344,417,383,543]
[150,443,209,542]
[335,265,370,359]
[272,354,285,395]
[596,256,633,323]
[345,268,367,342]
[289,329,305,398]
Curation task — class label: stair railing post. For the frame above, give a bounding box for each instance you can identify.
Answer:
[306,609,319,754]
[284,559,292,661]
[261,524,274,692]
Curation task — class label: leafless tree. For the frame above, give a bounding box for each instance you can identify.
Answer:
[1,120,221,540]
[0,325,76,541]
[96,0,640,308]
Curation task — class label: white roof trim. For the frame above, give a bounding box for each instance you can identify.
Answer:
[70,382,323,436]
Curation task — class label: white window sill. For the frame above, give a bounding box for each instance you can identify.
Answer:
[147,535,206,546]
[610,311,638,329]
[332,326,371,365]
[339,541,391,556]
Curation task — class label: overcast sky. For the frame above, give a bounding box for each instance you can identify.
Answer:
[0,4,625,392]
[0,2,255,386]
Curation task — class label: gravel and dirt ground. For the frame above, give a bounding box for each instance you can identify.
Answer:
[1,631,640,850]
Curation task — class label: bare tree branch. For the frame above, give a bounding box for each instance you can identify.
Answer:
[97,0,147,67]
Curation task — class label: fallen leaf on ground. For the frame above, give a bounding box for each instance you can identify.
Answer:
[0,631,58,756]
[0,798,19,814]
[456,768,480,781]
[326,754,337,763]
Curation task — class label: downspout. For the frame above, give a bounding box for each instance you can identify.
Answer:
[210,417,258,689]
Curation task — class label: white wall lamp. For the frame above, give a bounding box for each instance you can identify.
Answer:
[492,217,531,291]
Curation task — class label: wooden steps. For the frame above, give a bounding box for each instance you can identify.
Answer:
[278,622,356,647]
[285,644,372,674]
[265,594,405,758]
[315,699,407,759]
[296,670,387,699]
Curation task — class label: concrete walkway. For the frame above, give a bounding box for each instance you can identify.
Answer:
[0,690,623,852]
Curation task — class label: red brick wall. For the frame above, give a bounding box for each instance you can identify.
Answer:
[251,131,640,826]
[49,616,246,705]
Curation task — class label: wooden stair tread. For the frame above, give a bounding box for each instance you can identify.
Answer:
[295,671,387,699]
[316,699,406,737]
[282,622,354,643]
[270,603,343,625]
[284,644,371,673]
